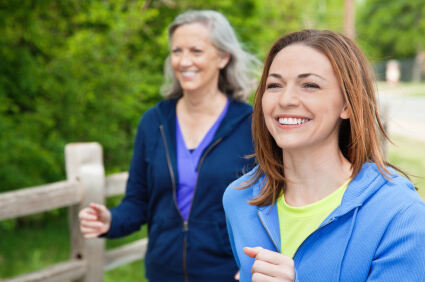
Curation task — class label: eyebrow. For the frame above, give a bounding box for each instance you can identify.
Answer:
[268,72,325,80]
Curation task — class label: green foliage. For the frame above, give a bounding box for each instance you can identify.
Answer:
[389,135,425,198]
[1,135,423,280]
[0,0,346,194]
[357,0,425,60]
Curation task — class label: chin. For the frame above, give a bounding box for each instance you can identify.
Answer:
[180,83,200,91]
[274,139,306,151]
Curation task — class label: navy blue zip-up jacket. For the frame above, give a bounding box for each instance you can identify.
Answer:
[105,98,254,281]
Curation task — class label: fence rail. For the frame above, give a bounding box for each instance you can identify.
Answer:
[0,180,80,220]
[0,143,147,282]
[1,127,390,281]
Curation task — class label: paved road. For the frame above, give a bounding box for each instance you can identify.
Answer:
[378,85,425,142]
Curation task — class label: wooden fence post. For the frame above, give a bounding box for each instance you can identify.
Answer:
[65,143,105,282]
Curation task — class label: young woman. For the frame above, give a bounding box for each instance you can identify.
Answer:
[79,10,260,281]
[223,29,425,282]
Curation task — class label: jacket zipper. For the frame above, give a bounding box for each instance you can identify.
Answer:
[160,125,223,282]
[292,218,336,259]
[159,125,184,222]
[183,137,223,281]
[257,210,280,251]
[257,209,337,256]
[159,125,189,282]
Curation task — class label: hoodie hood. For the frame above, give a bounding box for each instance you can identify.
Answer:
[251,162,410,223]
[250,162,410,255]
[223,161,425,282]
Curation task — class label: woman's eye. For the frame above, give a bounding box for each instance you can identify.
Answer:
[304,83,320,89]
[266,83,281,89]
[172,48,182,54]
[192,49,202,54]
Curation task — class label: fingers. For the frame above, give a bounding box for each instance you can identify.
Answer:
[79,207,98,221]
[80,226,103,238]
[79,203,111,238]
[252,272,272,282]
[234,270,240,280]
[90,202,106,213]
[89,203,111,223]
[80,219,104,229]
[255,248,293,266]
[245,247,295,281]
[244,246,262,258]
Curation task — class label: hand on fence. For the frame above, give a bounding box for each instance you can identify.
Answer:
[244,247,295,282]
[79,203,111,238]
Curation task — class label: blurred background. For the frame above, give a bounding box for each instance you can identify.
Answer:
[1,0,424,280]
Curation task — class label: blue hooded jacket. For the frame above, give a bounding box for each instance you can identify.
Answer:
[105,99,254,281]
[223,163,425,282]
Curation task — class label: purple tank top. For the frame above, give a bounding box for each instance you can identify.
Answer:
[176,99,229,221]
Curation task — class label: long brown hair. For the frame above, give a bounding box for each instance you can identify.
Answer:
[248,29,394,207]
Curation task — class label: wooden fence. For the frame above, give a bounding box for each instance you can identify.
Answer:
[0,143,147,282]
[0,114,390,282]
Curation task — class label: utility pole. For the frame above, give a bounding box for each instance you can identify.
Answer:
[344,0,355,40]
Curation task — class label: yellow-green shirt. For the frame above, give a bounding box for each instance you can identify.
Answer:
[277,180,350,258]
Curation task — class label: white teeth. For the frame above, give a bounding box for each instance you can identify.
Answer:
[181,71,197,77]
[278,117,309,125]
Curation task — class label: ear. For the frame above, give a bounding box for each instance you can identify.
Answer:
[218,52,231,69]
[340,104,350,119]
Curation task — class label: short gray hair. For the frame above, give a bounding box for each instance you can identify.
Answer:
[161,10,261,101]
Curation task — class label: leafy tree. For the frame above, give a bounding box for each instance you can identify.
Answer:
[0,0,347,199]
[357,0,425,60]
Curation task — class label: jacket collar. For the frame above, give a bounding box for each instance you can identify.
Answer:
[156,98,251,132]
[155,98,252,148]
[322,162,390,225]
[250,162,396,252]
[155,98,252,183]
[250,172,281,252]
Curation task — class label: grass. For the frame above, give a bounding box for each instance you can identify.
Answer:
[388,135,425,199]
[377,82,425,97]
[0,201,148,281]
[0,211,70,278]
[408,91,425,98]
[1,135,424,280]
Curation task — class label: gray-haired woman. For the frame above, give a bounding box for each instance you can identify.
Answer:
[79,10,260,281]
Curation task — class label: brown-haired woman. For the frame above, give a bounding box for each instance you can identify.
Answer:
[223,29,425,282]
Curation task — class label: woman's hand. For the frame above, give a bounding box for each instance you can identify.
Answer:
[78,203,111,238]
[244,247,295,281]
[234,270,240,280]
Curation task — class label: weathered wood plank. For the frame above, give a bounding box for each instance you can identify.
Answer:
[65,143,105,282]
[4,259,86,282]
[105,172,128,197]
[104,238,148,271]
[0,180,80,220]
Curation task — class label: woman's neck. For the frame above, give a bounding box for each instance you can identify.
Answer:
[176,87,228,149]
[180,87,227,117]
[282,142,352,207]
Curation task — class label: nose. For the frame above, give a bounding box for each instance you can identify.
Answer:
[179,51,193,67]
[278,83,300,108]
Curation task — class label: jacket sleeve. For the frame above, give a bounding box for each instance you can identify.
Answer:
[225,216,240,268]
[367,201,425,281]
[104,114,150,238]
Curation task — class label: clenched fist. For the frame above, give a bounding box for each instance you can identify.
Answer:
[244,247,295,282]
[78,203,111,238]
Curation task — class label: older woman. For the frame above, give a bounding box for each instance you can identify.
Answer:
[223,29,425,282]
[79,10,260,281]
